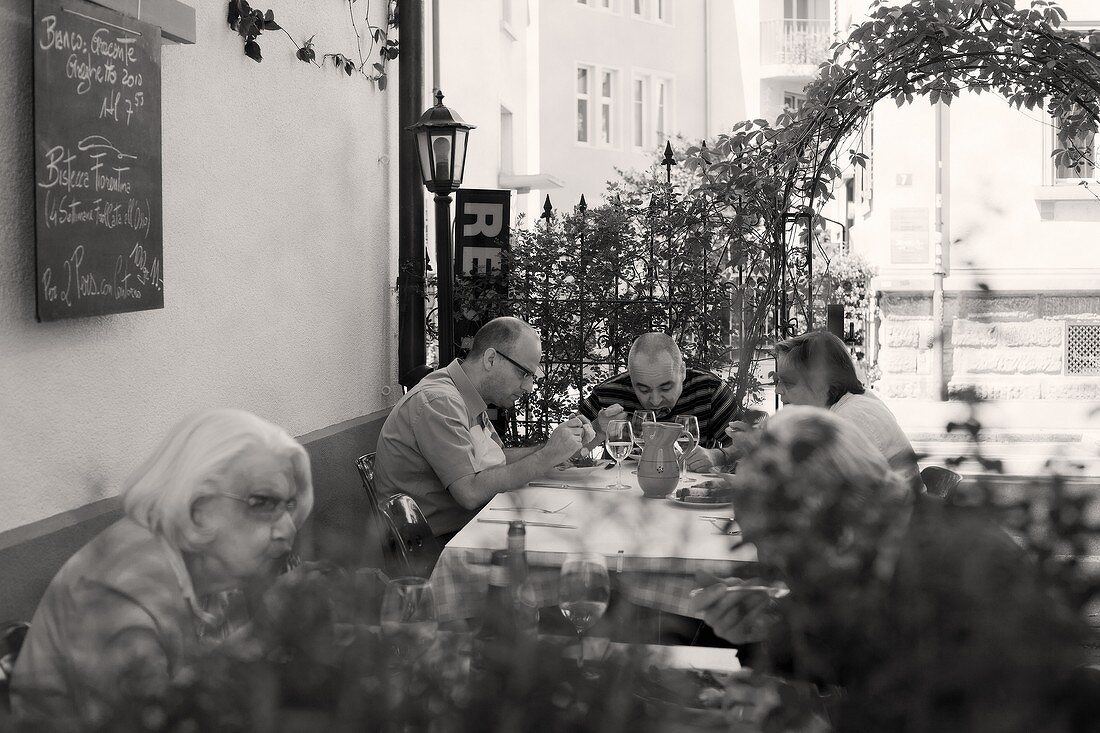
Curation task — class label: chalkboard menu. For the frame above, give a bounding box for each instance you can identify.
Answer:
[33,0,162,321]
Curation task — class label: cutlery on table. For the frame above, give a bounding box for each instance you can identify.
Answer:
[527,481,616,491]
[477,518,577,529]
[699,516,741,535]
[688,583,790,599]
[489,500,574,515]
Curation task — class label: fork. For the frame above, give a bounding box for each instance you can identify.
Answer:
[489,500,574,515]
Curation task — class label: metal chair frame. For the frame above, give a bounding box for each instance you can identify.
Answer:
[921,465,963,500]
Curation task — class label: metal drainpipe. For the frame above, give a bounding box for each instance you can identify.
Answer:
[932,101,949,401]
[398,0,427,384]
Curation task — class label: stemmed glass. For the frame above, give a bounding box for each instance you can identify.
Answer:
[604,419,635,490]
[380,577,438,660]
[558,553,611,673]
[630,410,657,454]
[674,415,701,473]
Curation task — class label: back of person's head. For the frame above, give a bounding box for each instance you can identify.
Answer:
[628,332,683,368]
[774,331,864,406]
[754,406,900,510]
[122,409,313,552]
[467,316,536,359]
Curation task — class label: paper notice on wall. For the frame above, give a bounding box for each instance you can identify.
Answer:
[889,207,929,265]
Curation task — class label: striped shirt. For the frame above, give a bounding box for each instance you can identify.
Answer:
[578,369,739,446]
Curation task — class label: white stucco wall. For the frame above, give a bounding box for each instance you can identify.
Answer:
[0,2,400,532]
[538,1,711,207]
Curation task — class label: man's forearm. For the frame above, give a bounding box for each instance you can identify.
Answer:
[450,446,562,509]
[504,445,542,461]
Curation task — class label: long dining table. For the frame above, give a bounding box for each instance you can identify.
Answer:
[429,461,758,624]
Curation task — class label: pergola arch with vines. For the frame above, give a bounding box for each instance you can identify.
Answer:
[684,0,1100,411]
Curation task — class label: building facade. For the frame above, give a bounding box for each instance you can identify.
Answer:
[849,0,1100,405]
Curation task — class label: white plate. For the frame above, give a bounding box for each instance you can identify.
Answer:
[665,491,733,509]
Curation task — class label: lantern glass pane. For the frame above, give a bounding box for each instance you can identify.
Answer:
[430,132,454,186]
[416,131,433,187]
[452,130,469,185]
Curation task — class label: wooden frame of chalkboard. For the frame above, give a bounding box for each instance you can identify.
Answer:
[33,0,163,321]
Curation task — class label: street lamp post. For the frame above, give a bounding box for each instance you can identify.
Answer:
[407,89,475,366]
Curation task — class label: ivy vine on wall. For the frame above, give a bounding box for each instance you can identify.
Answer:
[227,0,399,89]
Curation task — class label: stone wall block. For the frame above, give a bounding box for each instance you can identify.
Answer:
[951,319,998,347]
[880,293,931,319]
[953,348,1007,374]
[948,380,1041,400]
[880,321,920,348]
[955,347,1061,375]
[1040,379,1100,400]
[878,347,918,374]
[917,321,937,350]
[876,376,930,399]
[1000,320,1063,348]
[959,294,1038,321]
[1040,295,1100,319]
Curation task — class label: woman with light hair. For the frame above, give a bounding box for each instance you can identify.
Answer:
[12,409,313,723]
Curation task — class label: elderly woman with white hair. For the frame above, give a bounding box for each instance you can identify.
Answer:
[11,409,313,723]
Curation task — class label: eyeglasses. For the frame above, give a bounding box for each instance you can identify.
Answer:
[494,349,541,382]
[215,492,298,522]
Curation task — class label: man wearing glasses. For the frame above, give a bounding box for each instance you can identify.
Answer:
[375,316,593,542]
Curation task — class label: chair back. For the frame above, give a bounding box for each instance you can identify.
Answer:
[356,453,380,512]
[378,494,441,579]
[356,453,393,569]
[0,621,29,712]
[921,465,963,500]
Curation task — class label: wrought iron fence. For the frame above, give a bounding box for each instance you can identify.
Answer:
[446,145,868,444]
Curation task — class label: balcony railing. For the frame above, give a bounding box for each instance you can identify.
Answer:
[761,18,831,67]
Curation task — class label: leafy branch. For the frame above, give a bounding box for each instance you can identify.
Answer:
[226,0,399,89]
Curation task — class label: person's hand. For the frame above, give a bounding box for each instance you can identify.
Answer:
[716,673,784,728]
[684,446,725,472]
[573,414,597,446]
[724,420,754,439]
[690,576,778,645]
[546,416,588,462]
[594,404,626,434]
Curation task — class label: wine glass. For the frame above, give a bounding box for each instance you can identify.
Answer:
[558,553,611,672]
[630,410,657,453]
[674,415,701,473]
[380,577,438,660]
[604,419,635,490]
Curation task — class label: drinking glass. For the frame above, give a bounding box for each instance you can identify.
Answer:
[674,415,701,472]
[630,410,657,453]
[380,577,438,659]
[604,419,635,490]
[558,553,611,671]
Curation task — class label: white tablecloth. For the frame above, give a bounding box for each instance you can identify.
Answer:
[430,464,757,623]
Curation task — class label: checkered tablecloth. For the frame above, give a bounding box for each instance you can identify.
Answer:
[429,466,757,623]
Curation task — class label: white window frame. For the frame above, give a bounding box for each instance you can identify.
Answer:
[782,91,807,116]
[631,70,675,151]
[576,63,620,149]
[500,0,517,40]
[576,64,594,144]
[631,0,673,24]
[1050,120,1098,184]
[578,0,617,12]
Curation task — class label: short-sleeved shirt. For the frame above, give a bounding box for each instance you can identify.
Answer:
[375,359,507,536]
[12,517,221,723]
[578,368,739,446]
[832,390,921,491]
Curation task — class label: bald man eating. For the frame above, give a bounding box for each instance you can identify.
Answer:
[577,333,739,470]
